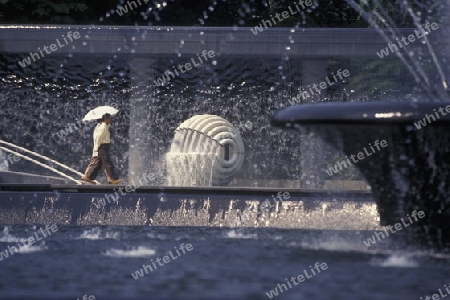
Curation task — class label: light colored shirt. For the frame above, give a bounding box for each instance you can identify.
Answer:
[92,123,110,157]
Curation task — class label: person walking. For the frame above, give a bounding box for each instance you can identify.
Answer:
[81,113,122,185]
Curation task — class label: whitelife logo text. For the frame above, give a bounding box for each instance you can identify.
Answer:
[286,69,350,106]
[414,104,450,129]
[251,0,314,35]
[325,139,388,176]
[363,210,425,247]
[265,262,328,299]
[376,22,439,59]
[153,50,215,87]
[18,31,81,68]
[131,243,193,280]
[0,225,58,261]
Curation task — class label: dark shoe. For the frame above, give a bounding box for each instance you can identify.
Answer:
[81,176,96,184]
[108,179,122,185]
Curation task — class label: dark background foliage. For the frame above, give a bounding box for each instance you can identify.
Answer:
[0,0,432,28]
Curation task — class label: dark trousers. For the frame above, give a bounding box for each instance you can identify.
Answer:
[84,144,119,180]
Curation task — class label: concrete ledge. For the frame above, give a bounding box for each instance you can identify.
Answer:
[0,171,69,184]
[0,183,372,197]
[230,179,370,190]
[323,180,370,190]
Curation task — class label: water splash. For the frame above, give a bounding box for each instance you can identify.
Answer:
[103,246,156,258]
[17,243,48,254]
[0,226,22,243]
[224,230,257,239]
[346,0,449,101]
[370,254,418,268]
[73,227,121,240]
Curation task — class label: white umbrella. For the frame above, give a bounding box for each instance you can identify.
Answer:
[82,106,119,121]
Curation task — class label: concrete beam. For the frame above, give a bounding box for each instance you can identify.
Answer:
[0,25,432,57]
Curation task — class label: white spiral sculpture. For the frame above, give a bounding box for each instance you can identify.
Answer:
[166,115,245,186]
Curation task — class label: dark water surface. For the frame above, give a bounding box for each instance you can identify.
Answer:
[0,225,448,300]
